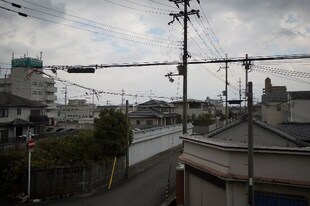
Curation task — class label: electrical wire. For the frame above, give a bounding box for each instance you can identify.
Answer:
[0,5,180,49]
[123,0,177,13]
[103,0,170,15]
[20,0,177,43]
[197,1,226,55]
[188,20,220,59]
[149,0,177,9]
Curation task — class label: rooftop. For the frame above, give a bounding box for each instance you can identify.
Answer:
[0,92,46,108]
[182,119,309,149]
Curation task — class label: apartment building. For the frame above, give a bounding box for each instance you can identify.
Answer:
[0,57,57,125]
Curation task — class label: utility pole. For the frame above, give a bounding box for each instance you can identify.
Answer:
[244,54,251,108]
[121,88,125,108]
[63,86,67,128]
[225,54,229,125]
[125,100,129,178]
[248,82,254,206]
[169,0,199,134]
[238,78,242,114]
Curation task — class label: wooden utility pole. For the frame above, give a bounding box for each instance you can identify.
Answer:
[182,0,188,134]
[125,100,129,178]
[247,81,254,206]
[168,0,199,134]
[225,54,228,124]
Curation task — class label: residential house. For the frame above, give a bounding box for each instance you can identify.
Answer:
[0,92,47,144]
[261,78,310,126]
[129,99,177,129]
[173,99,213,121]
[261,92,288,126]
[178,119,310,206]
[0,57,57,125]
[288,91,310,122]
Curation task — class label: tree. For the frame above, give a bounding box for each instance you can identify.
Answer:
[94,109,133,157]
[192,113,215,126]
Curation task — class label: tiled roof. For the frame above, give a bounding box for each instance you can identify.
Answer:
[262,92,287,103]
[278,123,310,142]
[138,99,175,108]
[128,108,164,118]
[184,119,308,148]
[0,92,46,108]
[289,91,310,100]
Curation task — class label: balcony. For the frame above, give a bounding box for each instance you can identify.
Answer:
[44,94,57,101]
[45,87,57,93]
[29,115,49,124]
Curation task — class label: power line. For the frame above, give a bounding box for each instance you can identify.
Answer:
[0,6,180,49]
[188,20,220,59]
[2,0,179,46]
[149,0,177,9]
[20,0,177,42]
[123,0,177,13]
[41,53,310,70]
[193,15,223,58]
[197,1,226,55]
[103,0,170,15]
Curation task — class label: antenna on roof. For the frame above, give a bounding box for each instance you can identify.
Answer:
[40,51,43,60]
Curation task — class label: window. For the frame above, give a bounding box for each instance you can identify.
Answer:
[32,90,37,95]
[146,120,153,125]
[255,192,308,206]
[277,105,281,111]
[136,120,140,125]
[17,108,21,115]
[0,130,9,143]
[0,108,8,117]
[38,91,43,95]
[32,81,37,86]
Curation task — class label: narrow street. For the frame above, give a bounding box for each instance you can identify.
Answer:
[37,146,182,206]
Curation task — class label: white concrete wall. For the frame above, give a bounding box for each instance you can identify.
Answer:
[129,124,193,166]
[289,100,310,122]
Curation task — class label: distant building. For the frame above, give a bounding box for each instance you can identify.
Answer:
[59,99,95,122]
[263,77,287,94]
[0,92,47,144]
[261,78,310,126]
[129,99,177,129]
[173,99,211,121]
[0,57,57,125]
[178,120,310,206]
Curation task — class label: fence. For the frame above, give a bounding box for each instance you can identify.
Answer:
[23,157,125,198]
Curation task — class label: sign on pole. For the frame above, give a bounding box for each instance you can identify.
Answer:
[28,138,35,152]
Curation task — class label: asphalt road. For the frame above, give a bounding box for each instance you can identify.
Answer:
[35,146,182,206]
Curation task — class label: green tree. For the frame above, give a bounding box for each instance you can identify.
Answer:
[94,109,133,157]
[192,113,215,126]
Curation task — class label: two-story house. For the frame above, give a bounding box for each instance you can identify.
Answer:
[0,92,47,144]
[261,78,310,126]
[128,99,177,129]
[173,99,213,121]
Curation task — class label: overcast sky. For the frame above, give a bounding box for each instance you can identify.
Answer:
[1,0,310,105]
